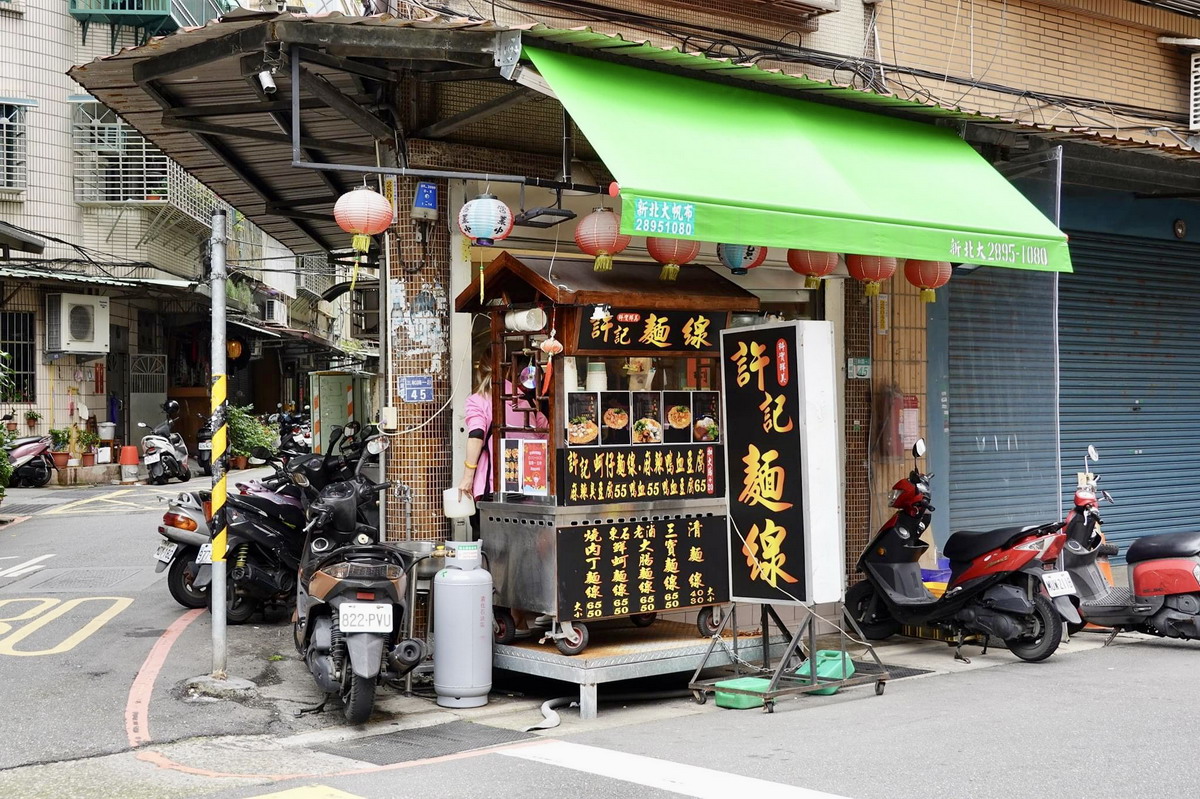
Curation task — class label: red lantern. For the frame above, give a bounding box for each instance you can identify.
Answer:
[846,255,897,297]
[646,237,702,281]
[574,208,631,272]
[334,187,393,254]
[904,259,952,302]
[786,249,838,289]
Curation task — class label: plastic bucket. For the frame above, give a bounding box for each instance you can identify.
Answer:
[443,487,475,519]
[98,422,116,439]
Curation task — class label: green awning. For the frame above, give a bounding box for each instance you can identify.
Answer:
[525,47,1072,273]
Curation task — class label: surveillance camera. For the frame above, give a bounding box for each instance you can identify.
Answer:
[258,70,277,95]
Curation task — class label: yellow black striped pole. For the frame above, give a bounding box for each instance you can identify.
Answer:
[210,209,228,678]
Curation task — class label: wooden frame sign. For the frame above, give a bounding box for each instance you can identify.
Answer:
[720,321,843,605]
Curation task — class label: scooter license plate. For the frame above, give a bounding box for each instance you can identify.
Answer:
[196,543,213,565]
[339,603,393,633]
[1041,570,1076,597]
[198,441,212,451]
[154,540,178,563]
[144,452,161,465]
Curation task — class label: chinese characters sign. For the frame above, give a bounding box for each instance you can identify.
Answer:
[949,237,1049,268]
[721,326,807,603]
[556,515,730,621]
[558,444,724,506]
[576,308,725,353]
[631,199,696,237]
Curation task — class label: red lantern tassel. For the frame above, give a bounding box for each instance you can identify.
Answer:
[804,276,821,289]
[921,288,937,303]
[594,252,613,272]
[479,260,485,303]
[660,262,679,281]
[864,281,881,297]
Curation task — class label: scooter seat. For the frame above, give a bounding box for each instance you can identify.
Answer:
[1126,530,1200,564]
[944,524,1047,562]
[6,436,44,449]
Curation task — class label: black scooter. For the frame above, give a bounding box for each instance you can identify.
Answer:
[292,434,427,724]
[195,413,214,477]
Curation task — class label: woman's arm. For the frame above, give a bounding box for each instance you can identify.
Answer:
[458,435,486,499]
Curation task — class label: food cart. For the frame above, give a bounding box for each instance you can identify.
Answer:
[455,251,760,656]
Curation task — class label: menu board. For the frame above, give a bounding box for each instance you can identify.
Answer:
[556,514,730,621]
[577,308,726,353]
[559,443,724,505]
[566,390,720,448]
[721,325,807,603]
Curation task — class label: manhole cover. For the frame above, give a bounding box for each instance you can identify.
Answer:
[13,567,143,592]
[0,504,47,516]
[313,721,533,766]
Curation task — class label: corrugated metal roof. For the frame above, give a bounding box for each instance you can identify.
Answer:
[67,13,1200,252]
[0,267,138,287]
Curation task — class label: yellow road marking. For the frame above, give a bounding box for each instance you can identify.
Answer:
[41,488,136,515]
[0,597,133,656]
[0,598,59,637]
[243,787,365,799]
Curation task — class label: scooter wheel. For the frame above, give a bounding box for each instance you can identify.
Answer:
[167,552,208,609]
[342,672,376,724]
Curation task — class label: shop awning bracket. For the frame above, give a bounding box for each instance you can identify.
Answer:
[413,87,537,140]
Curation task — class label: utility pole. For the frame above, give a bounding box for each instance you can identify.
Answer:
[209,209,229,677]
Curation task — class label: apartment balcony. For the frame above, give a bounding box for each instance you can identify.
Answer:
[69,0,235,48]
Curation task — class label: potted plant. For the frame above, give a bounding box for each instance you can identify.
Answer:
[24,410,42,429]
[3,412,15,433]
[78,430,99,467]
[49,428,70,470]
[226,404,257,469]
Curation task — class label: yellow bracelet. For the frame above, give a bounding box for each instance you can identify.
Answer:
[464,461,478,469]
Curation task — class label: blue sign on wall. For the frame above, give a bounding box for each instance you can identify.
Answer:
[399,375,434,403]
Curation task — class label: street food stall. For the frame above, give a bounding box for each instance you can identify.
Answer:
[455,251,760,657]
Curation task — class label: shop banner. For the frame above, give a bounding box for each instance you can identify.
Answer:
[556,514,730,622]
[576,307,726,353]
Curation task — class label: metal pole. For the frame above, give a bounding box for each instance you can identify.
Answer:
[210,209,229,678]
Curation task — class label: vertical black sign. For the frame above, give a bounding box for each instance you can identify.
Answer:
[721,324,807,603]
[556,515,731,622]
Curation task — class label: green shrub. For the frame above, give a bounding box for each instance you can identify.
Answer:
[226,405,274,457]
[48,428,70,452]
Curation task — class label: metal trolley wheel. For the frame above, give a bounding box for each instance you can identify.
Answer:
[493,608,517,645]
[875,680,886,696]
[554,622,589,656]
[630,613,657,628]
[696,605,724,637]
[691,689,707,705]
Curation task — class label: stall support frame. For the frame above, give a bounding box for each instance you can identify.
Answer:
[688,602,890,712]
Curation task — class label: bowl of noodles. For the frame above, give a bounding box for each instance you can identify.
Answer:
[666,405,691,430]
[632,418,663,444]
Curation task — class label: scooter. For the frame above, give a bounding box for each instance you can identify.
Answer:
[1060,446,1200,643]
[195,413,214,477]
[845,438,1080,663]
[291,434,427,724]
[2,419,54,488]
[138,400,191,485]
[154,490,212,609]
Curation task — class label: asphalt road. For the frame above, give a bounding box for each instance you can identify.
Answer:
[3,482,1200,799]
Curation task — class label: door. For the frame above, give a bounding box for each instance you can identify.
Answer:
[107,324,130,442]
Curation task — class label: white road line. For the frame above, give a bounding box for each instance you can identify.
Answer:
[499,739,852,799]
[0,554,55,579]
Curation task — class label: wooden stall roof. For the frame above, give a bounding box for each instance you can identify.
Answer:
[455,251,761,313]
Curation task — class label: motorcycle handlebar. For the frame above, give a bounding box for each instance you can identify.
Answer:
[1097,543,1120,557]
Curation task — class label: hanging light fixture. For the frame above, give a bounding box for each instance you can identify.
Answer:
[716,244,768,276]
[904,259,952,302]
[457,194,514,246]
[786,249,839,289]
[846,255,897,296]
[646,237,702,281]
[334,185,393,291]
[574,208,632,272]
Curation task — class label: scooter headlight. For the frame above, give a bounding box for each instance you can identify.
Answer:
[888,489,902,505]
[1193,565,1200,586]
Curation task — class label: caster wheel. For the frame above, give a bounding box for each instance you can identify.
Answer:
[631,613,656,628]
[493,608,517,645]
[692,689,707,705]
[763,701,775,714]
[696,606,725,637]
[554,623,589,656]
[875,681,886,696]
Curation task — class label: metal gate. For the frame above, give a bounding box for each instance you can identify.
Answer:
[129,354,167,431]
[1058,233,1200,555]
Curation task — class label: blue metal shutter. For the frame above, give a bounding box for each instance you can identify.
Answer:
[944,267,1062,541]
[1058,232,1200,557]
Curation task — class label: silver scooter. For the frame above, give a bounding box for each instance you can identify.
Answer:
[154,489,212,608]
[138,400,191,485]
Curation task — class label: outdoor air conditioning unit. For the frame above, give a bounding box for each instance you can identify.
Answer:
[263,299,289,326]
[46,293,110,354]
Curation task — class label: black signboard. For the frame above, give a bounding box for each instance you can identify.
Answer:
[556,514,731,622]
[576,307,725,353]
[558,443,724,506]
[721,325,807,603]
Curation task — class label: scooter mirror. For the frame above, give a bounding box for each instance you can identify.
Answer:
[1087,445,1099,462]
[137,422,148,429]
[912,438,927,458]
[292,472,310,487]
[343,421,361,439]
[0,414,11,422]
[277,403,283,409]
[251,446,274,461]
[304,405,310,410]
[366,437,389,455]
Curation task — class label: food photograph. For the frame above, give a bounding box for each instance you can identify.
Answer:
[631,392,663,445]
[691,391,721,443]
[566,391,600,447]
[600,391,631,445]
[663,391,693,444]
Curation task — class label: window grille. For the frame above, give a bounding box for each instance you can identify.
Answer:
[0,105,27,193]
[298,253,336,297]
[0,312,36,403]
[72,101,168,204]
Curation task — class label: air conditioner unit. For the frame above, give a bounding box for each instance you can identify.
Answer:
[263,299,289,326]
[46,294,110,354]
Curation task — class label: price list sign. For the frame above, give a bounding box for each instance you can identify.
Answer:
[559,444,724,506]
[721,324,808,604]
[556,515,730,621]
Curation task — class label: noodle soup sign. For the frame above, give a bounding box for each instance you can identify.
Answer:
[719,321,843,605]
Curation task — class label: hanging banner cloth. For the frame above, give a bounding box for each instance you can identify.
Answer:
[524,46,1072,273]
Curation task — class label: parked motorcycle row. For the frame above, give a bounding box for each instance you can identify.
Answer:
[154,420,429,723]
[846,438,1200,664]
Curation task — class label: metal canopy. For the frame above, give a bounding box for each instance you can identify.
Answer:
[0,222,46,256]
[68,13,1200,257]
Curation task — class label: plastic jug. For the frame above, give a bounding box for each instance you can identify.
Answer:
[443,487,476,518]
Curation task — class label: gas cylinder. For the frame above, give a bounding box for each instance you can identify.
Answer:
[433,541,493,708]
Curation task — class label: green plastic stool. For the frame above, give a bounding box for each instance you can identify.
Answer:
[795,650,856,695]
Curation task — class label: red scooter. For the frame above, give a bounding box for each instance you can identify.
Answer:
[2,416,54,487]
[1060,446,1200,643]
[846,439,1080,662]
